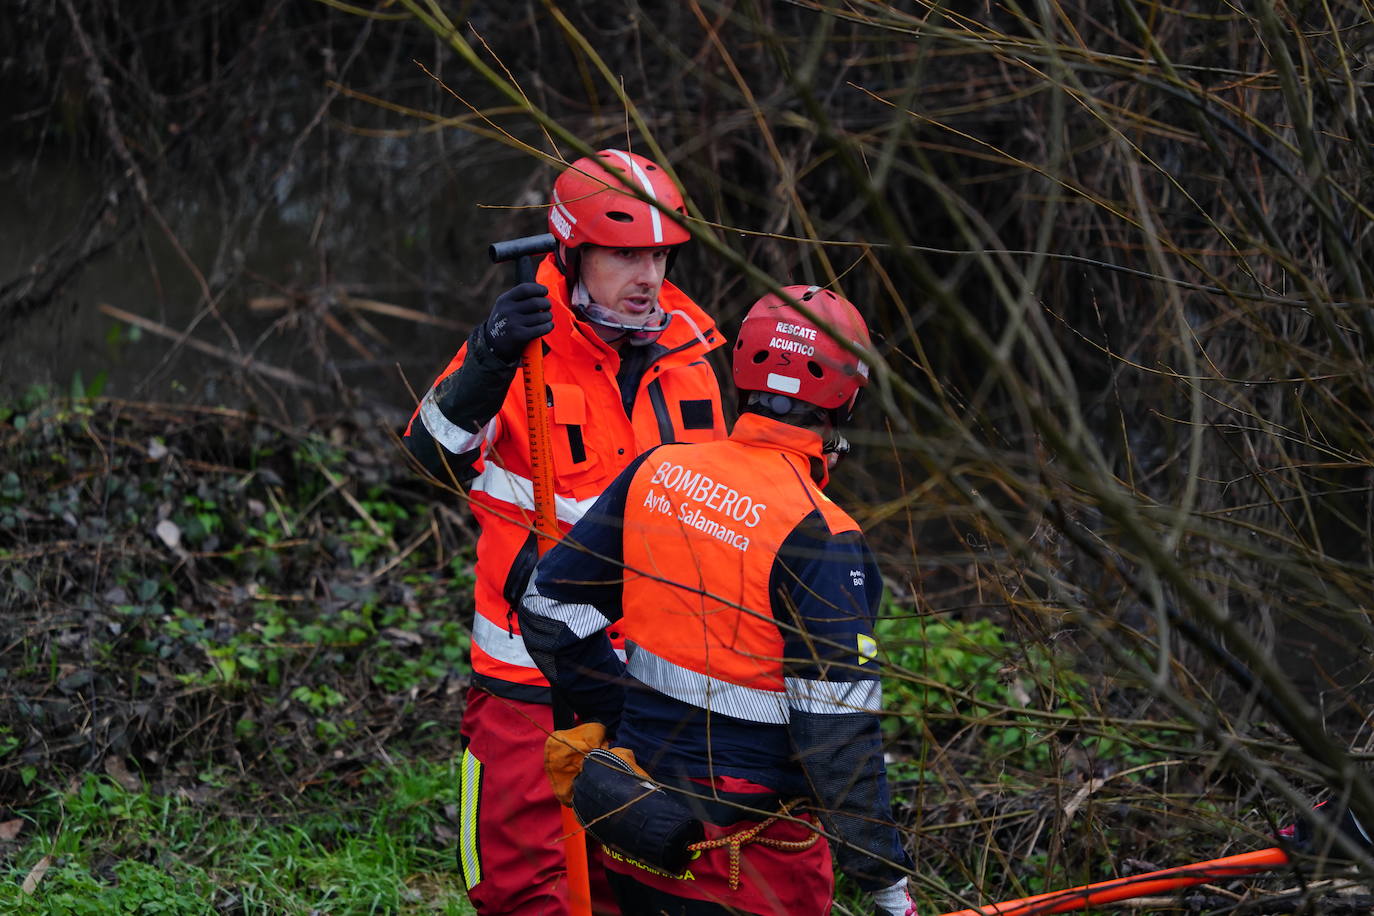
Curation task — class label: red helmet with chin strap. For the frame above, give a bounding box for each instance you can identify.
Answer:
[733,285,872,412]
[548,149,691,249]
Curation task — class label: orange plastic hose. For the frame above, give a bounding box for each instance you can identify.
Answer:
[938,846,1290,916]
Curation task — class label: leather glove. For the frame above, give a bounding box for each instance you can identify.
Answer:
[544,722,607,806]
[604,746,651,781]
[483,282,554,362]
[872,877,917,916]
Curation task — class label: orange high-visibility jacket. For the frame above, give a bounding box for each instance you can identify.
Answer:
[404,255,727,700]
[617,417,860,707]
[518,413,913,890]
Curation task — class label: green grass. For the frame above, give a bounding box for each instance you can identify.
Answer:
[1,758,475,915]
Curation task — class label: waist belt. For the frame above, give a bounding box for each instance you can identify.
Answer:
[655,774,787,827]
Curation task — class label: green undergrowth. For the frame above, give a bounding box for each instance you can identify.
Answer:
[0,758,473,915]
[872,607,1245,911]
[1,389,474,805]
[878,610,1180,776]
[0,389,1313,914]
[0,391,482,913]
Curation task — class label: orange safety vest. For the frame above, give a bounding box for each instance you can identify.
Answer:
[616,414,859,721]
[411,255,727,696]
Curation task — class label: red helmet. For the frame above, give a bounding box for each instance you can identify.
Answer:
[547,149,691,249]
[732,285,872,411]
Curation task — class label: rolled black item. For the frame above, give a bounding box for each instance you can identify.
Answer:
[571,748,705,875]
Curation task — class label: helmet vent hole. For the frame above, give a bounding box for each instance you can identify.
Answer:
[807,361,825,379]
[645,164,657,170]
[606,211,634,223]
[751,350,769,364]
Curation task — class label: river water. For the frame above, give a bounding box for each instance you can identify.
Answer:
[0,105,540,424]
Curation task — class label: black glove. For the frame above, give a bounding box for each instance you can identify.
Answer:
[483,282,554,362]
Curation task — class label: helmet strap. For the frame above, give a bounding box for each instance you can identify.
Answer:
[741,392,846,482]
[817,411,852,476]
[555,243,581,289]
[741,391,828,427]
[570,280,671,347]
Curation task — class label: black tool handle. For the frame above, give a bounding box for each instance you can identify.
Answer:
[489,233,557,284]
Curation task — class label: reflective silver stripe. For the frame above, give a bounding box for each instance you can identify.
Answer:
[785,677,881,715]
[420,389,488,455]
[469,465,598,526]
[628,646,789,724]
[472,612,539,669]
[607,149,664,244]
[522,578,611,639]
[473,609,627,671]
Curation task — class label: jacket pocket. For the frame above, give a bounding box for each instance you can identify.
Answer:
[659,362,725,444]
[548,383,603,486]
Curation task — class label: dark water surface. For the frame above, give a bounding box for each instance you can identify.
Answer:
[0,107,540,424]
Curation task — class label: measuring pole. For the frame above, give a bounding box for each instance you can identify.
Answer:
[489,235,592,916]
[510,253,561,554]
[486,232,561,555]
[937,846,1289,916]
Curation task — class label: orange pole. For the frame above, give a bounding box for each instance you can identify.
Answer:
[938,847,1290,916]
[518,261,593,916]
[521,334,560,553]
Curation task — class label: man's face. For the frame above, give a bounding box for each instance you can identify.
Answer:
[580,245,671,324]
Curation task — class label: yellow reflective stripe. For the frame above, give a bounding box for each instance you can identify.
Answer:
[459,748,483,889]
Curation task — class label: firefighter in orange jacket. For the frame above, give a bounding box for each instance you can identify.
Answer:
[403,149,727,914]
[519,286,917,915]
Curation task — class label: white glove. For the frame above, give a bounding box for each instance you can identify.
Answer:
[871,877,917,916]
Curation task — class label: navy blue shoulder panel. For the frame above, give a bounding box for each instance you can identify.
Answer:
[769,508,884,682]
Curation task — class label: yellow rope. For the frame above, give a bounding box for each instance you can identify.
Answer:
[686,800,820,890]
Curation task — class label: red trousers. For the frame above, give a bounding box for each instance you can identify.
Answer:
[597,779,834,916]
[457,688,618,915]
